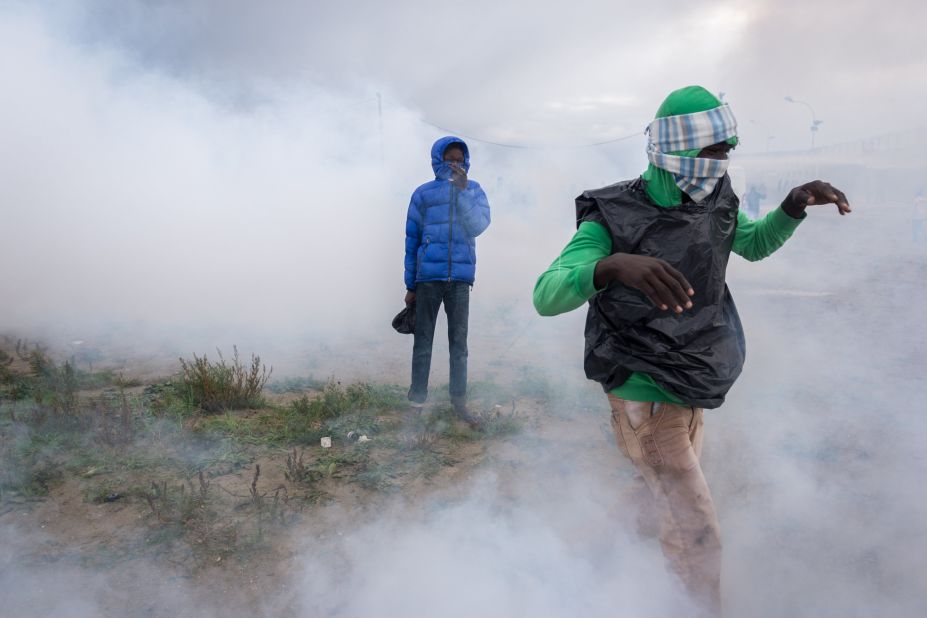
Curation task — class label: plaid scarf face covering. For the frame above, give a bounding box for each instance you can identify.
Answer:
[646,104,738,202]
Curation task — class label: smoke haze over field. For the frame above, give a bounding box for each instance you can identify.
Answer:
[2,0,927,350]
[2,1,927,616]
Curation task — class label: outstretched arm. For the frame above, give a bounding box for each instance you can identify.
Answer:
[733,180,851,262]
[732,208,804,262]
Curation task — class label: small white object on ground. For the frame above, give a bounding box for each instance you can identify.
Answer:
[320,437,332,448]
[358,435,370,443]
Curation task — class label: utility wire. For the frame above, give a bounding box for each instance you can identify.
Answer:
[337,92,647,151]
[418,117,645,150]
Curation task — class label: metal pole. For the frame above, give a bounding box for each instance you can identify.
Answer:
[784,96,822,149]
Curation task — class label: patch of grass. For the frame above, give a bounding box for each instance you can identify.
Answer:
[75,369,120,390]
[266,376,325,394]
[1,458,61,497]
[315,449,367,478]
[177,437,252,476]
[196,413,267,444]
[0,349,19,400]
[144,381,197,423]
[477,409,522,437]
[149,378,406,448]
[177,347,271,413]
[30,354,80,415]
[323,411,381,442]
[1,431,66,498]
[195,406,323,446]
[374,434,455,487]
[399,448,453,480]
[0,344,115,408]
[290,379,404,422]
[354,461,398,492]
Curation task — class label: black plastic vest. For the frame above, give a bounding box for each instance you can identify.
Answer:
[576,176,745,409]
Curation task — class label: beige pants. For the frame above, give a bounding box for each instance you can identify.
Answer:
[608,395,722,617]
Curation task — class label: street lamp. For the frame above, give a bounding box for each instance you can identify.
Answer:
[784,96,823,149]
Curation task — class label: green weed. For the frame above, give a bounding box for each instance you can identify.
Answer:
[266,376,325,394]
[354,461,397,492]
[1,431,65,497]
[177,347,271,413]
[289,379,404,422]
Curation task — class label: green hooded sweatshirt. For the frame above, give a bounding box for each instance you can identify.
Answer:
[641,85,739,207]
[533,85,805,404]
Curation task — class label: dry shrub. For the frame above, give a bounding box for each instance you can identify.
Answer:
[284,448,322,485]
[93,391,136,447]
[145,471,238,559]
[178,347,271,413]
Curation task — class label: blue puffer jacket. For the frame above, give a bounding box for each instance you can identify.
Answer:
[404,136,491,290]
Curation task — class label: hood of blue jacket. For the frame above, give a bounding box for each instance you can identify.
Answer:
[431,135,470,180]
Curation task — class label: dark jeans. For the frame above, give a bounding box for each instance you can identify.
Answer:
[409,281,469,404]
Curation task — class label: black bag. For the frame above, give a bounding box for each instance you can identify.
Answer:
[392,302,416,334]
[576,176,745,409]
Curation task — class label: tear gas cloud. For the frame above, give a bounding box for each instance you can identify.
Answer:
[0,1,641,362]
[1,1,926,616]
[2,0,926,359]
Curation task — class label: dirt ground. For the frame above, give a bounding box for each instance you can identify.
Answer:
[0,342,624,617]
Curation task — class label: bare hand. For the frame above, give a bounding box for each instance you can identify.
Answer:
[404,291,416,306]
[594,253,694,313]
[448,162,468,190]
[782,180,852,217]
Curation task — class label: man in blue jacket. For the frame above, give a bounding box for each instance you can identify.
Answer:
[404,136,491,423]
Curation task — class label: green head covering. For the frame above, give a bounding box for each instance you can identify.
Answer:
[641,85,738,207]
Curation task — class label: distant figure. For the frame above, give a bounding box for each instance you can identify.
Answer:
[533,85,851,616]
[744,184,766,219]
[913,189,927,243]
[403,137,491,427]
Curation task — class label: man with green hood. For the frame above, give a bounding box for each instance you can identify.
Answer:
[533,85,850,615]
